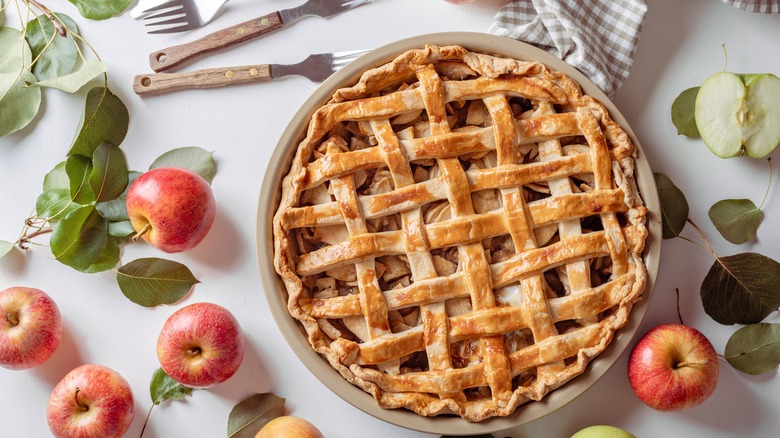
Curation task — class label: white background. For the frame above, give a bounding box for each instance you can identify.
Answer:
[2,0,780,436]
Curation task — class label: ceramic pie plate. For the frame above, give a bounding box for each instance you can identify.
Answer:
[256,32,662,435]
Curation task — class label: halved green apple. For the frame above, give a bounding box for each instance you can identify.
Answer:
[695,72,780,158]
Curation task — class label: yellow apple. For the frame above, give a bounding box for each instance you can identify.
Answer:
[255,416,323,438]
[571,425,636,438]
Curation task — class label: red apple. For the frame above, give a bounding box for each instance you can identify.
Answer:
[47,364,134,438]
[0,286,62,370]
[628,324,719,411]
[157,302,244,388]
[126,167,216,253]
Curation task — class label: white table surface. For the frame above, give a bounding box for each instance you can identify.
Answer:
[2,0,780,436]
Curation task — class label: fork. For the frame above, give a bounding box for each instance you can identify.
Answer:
[142,0,229,33]
[145,0,371,72]
[132,49,369,96]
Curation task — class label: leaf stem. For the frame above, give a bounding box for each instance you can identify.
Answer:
[686,218,718,260]
[139,404,154,438]
[24,0,66,36]
[759,157,772,210]
[17,226,52,249]
[676,235,707,252]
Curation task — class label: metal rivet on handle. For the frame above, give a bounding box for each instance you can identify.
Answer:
[250,68,258,76]
[237,26,246,35]
[225,71,234,79]
[260,18,270,26]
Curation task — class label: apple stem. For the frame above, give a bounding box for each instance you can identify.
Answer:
[132,223,152,242]
[677,359,709,368]
[675,288,685,326]
[186,347,202,357]
[5,312,19,327]
[74,388,89,412]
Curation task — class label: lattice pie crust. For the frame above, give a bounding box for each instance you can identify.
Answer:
[273,44,648,422]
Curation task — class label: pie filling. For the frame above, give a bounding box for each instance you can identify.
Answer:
[274,44,648,422]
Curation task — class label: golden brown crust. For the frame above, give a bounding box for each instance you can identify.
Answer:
[273,44,647,422]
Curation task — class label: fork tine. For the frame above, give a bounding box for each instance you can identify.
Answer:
[339,0,373,11]
[331,50,369,72]
[142,8,186,21]
[332,49,369,67]
[333,49,370,59]
[147,21,201,34]
[141,0,182,15]
[145,16,189,28]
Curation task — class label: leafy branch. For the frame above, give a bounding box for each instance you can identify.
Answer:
[0,0,123,136]
[655,172,780,375]
[142,368,194,438]
[1,1,221,307]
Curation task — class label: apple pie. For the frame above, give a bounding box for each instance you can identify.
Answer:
[273,44,648,422]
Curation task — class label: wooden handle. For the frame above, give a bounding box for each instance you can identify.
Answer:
[133,64,273,95]
[149,11,284,72]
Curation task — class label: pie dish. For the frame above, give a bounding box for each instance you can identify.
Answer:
[261,33,660,432]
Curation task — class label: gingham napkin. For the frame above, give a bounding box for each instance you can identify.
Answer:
[723,0,780,13]
[488,0,647,97]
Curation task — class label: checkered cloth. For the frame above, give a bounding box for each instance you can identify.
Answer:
[723,0,780,13]
[488,0,647,97]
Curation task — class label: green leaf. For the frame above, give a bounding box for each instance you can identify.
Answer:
[708,198,762,244]
[43,161,69,191]
[50,205,108,271]
[96,171,141,221]
[654,172,689,239]
[80,235,119,273]
[68,0,133,20]
[65,154,95,204]
[89,142,128,202]
[724,323,780,375]
[0,27,32,72]
[25,13,79,81]
[0,240,14,258]
[116,258,199,307]
[31,59,106,93]
[108,220,135,238]
[150,367,192,405]
[701,252,780,325]
[671,86,700,138]
[0,70,41,136]
[227,393,285,438]
[150,147,216,184]
[69,86,129,157]
[0,28,39,136]
[35,188,81,222]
